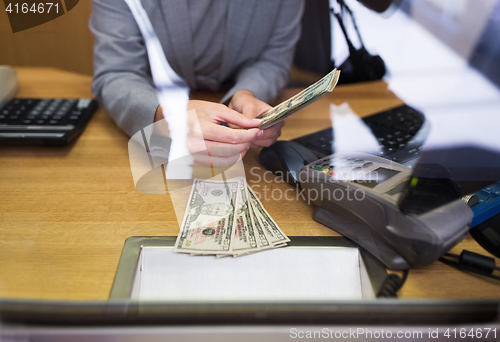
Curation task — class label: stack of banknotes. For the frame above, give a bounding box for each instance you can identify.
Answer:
[174,178,289,257]
[256,68,340,129]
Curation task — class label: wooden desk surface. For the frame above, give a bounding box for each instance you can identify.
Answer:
[1,67,499,301]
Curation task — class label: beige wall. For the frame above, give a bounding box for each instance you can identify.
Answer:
[0,1,94,75]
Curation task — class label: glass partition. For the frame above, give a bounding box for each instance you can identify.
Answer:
[1,0,500,331]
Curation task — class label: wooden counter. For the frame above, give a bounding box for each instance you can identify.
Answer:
[0,67,498,300]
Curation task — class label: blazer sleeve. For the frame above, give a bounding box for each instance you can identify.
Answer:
[90,0,160,137]
[220,0,305,105]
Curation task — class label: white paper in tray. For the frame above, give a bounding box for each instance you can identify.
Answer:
[133,247,370,302]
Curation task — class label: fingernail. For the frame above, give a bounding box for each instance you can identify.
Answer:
[257,130,264,137]
[252,118,263,123]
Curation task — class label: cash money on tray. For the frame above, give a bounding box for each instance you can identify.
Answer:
[174,178,289,257]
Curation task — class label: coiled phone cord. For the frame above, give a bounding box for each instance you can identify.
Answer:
[376,269,410,298]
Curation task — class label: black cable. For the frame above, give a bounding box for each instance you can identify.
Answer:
[439,250,500,281]
[337,0,366,47]
[376,269,409,298]
[378,248,500,298]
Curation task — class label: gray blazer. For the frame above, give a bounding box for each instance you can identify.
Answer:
[90,0,304,137]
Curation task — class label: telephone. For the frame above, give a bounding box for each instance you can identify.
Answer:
[299,152,473,269]
[0,66,18,108]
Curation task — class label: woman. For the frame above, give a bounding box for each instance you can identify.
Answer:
[90,0,304,162]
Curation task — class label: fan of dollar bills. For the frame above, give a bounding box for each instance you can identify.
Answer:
[174,178,289,257]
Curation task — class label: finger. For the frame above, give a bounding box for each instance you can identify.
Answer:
[213,106,263,128]
[185,135,250,156]
[255,126,280,141]
[190,146,242,158]
[254,103,272,116]
[191,151,246,169]
[251,121,283,143]
[202,123,262,144]
[250,138,278,148]
[268,120,285,130]
[205,140,251,154]
[207,145,249,157]
[239,102,257,118]
[187,124,255,151]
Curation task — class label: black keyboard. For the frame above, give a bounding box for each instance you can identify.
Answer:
[0,98,97,145]
[292,104,430,164]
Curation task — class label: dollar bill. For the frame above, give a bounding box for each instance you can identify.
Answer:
[174,178,239,255]
[231,179,262,256]
[257,68,340,129]
[247,186,290,246]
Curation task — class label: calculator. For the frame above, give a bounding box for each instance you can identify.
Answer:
[0,98,97,145]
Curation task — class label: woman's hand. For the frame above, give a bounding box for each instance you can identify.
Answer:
[229,90,284,148]
[154,100,263,167]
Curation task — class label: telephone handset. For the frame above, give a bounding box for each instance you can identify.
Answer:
[0,66,18,109]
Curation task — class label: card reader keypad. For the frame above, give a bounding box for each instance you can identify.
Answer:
[310,156,372,176]
[306,153,412,197]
